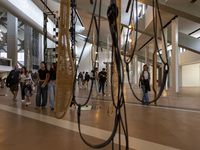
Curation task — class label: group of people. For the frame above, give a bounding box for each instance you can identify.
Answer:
[78,71,90,89]
[7,63,150,107]
[8,62,57,110]
[78,68,107,95]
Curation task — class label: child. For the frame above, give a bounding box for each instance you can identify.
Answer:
[23,71,34,106]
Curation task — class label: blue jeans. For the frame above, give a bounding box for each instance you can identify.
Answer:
[91,79,99,94]
[48,81,56,109]
[24,85,32,97]
[36,81,48,107]
[141,84,149,102]
[20,82,25,100]
[99,81,105,94]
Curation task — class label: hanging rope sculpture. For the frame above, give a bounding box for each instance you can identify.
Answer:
[54,0,75,119]
[55,0,169,149]
[123,0,169,105]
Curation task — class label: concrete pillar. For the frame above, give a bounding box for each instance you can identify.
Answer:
[168,58,172,87]
[7,13,18,67]
[162,28,168,90]
[145,45,149,66]
[133,55,138,84]
[140,61,143,72]
[179,66,182,87]
[24,24,32,71]
[39,34,44,62]
[171,17,179,93]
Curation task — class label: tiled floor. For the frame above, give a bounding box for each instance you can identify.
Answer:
[0,83,200,150]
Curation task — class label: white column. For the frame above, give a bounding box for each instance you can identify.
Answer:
[179,66,182,87]
[133,55,138,84]
[162,28,168,90]
[7,13,18,67]
[171,18,179,93]
[39,34,44,62]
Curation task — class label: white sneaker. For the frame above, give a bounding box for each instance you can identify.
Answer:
[25,102,31,106]
[21,100,25,102]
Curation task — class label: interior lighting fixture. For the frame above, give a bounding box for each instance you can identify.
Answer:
[128,39,133,42]
[128,25,133,29]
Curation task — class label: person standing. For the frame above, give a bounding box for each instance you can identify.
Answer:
[85,72,90,88]
[91,68,99,94]
[48,63,56,110]
[98,68,107,95]
[33,72,38,82]
[139,64,150,105]
[20,66,27,102]
[82,71,85,80]
[8,65,21,101]
[34,62,50,109]
[78,72,83,89]
[23,71,34,106]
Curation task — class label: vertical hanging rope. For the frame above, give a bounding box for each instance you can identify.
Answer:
[91,21,94,66]
[153,3,158,106]
[55,0,75,119]
[43,13,48,61]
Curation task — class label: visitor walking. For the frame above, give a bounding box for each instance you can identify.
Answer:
[8,65,21,101]
[98,68,107,95]
[23,71,34,106]
[48,63,57,110]
[20,66,27,102]
[139,64,151,105]
[34,62,50,109]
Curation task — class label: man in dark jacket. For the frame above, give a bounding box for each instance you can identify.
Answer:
[9,65,21,101]
[85,72,90,88]
[98,68,107,95]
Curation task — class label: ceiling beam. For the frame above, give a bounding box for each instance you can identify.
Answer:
[138,0,200,24]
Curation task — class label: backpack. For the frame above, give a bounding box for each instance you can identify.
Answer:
[142,70,150,80]
[141,71,151,92]
[141,71,150,85]
[6,74,13,87]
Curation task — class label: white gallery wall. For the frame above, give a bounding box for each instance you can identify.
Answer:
[76,42,111,74]
[182,63,200,87]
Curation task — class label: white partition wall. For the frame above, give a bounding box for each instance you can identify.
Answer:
[182,64,200,87]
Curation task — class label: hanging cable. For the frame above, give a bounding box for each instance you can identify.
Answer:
[123,0,169,104]
[71,0,129,149]
[70,0,130,148]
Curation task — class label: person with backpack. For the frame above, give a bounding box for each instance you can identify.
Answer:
[139,64,151,105]
[85,72,90,88]
[8,65,21,101]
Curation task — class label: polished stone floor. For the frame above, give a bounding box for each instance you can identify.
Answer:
[0,83,200,150]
